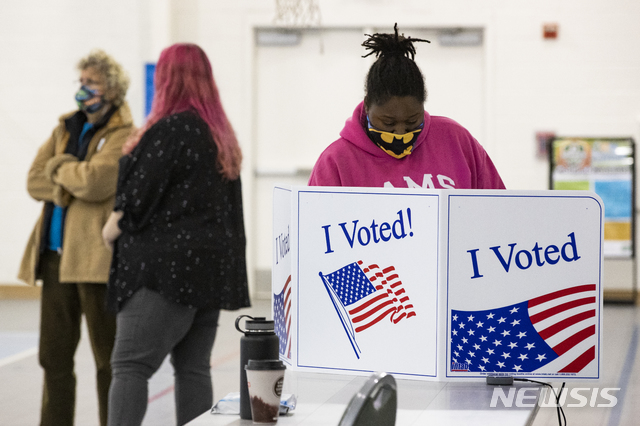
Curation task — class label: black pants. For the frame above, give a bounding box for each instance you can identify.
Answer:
[38,250,116,426]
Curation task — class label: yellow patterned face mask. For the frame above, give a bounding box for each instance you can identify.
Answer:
[366,116,423,159]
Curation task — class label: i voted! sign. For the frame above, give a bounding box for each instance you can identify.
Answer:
[293,188,440,378]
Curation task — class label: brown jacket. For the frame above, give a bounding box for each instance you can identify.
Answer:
[18,103,134,285]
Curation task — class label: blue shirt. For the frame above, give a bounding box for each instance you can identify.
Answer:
[48,122,94,251]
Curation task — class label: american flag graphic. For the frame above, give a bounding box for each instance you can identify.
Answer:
[273,275,292,359]
[319,260,416,358]
[449,284,597,374]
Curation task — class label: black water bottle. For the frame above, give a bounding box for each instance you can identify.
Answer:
[236,315,280,420]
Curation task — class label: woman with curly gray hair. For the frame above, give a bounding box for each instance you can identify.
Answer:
[76,49,130,113]
[18,49,134,426]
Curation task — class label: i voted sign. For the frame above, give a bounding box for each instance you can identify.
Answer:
[446,193,603,379]
[272,186,293,364]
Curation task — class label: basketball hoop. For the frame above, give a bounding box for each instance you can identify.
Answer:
[274,0,321,28]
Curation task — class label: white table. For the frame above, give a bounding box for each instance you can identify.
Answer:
[187,372,541,425]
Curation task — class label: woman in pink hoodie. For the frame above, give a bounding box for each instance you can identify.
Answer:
[309,24,505,190]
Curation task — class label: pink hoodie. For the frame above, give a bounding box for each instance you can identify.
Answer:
[308,102,505,189]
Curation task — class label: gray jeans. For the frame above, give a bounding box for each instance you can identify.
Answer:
[107,287,220,426]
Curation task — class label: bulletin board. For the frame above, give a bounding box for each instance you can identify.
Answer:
[549,137,635,258]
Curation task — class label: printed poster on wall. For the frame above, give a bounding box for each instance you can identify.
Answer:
[550,137,634,258]
[294,187,441,379]
[446,192,603,379]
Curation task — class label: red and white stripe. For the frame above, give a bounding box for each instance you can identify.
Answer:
[528,284,598,373]
[346,261,417,333]
[283,275,292,359]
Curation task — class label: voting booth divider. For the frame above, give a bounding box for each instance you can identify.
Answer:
[272,186,603,381]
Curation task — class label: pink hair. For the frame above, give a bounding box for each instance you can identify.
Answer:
[123,43,242,180]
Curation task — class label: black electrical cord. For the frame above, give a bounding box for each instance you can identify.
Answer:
[514,378,566,426]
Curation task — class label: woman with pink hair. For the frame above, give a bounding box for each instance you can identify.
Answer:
[102,43,249,425]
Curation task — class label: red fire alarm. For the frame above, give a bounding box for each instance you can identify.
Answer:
[543,23,558,39]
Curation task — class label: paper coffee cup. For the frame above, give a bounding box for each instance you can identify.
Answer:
[245,360,286,424]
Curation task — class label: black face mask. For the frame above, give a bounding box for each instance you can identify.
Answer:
[366,116,423,159]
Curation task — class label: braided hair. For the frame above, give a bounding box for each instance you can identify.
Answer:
[362,23,430,108]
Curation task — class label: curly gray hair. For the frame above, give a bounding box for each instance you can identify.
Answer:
[77,49,129,107]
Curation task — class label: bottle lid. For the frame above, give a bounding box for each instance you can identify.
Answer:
[235,315,275,333]
[246,317,275,332]
[245,359,286,371]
